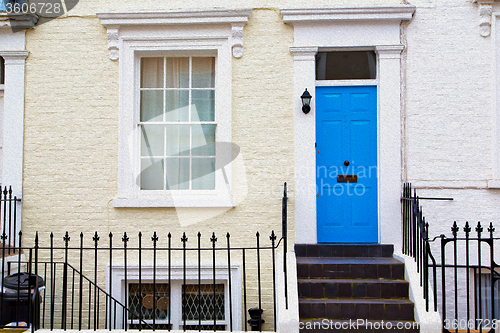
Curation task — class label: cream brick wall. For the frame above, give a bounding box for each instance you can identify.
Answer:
[22,7,295,246]
[21,5,300,330]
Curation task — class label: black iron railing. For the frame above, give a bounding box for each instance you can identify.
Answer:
[0,185,21,252]
[0,183,289,332]
[402,183,500,333]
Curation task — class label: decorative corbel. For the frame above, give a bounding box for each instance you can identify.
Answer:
[231,23,244,58]
[106,27,119,61]
[476,0,494,37]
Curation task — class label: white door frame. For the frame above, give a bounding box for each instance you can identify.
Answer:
[281,6,415,249]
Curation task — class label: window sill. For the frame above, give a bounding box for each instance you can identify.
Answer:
[113,192,235,208]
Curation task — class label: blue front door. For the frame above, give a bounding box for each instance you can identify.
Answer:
[316,86,378,243]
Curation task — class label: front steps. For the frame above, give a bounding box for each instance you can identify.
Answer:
[296,244,419,332]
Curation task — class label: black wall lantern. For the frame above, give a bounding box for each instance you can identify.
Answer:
[301,88,312,114]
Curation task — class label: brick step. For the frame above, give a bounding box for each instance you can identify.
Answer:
[298,278,409,299]
[295,244,394,258]
[299,319,420,333]
[298,298,415,321]
[296,257,405,280]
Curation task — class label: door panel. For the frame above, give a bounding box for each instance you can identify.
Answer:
[316,86,378,243]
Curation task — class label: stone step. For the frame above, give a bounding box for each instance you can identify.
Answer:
[299,319,420,333]
[298,278,409,299]
[298,298,415,321]
[296,257,405,280]
[295,244,394,258]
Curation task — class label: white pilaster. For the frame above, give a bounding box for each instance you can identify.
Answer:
[376,45,404,249]
[1,51,27,198]
[291,47,317,244]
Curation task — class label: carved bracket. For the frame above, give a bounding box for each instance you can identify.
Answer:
[231,24,245,58]
[98,10,252,61]
[106,27,119,61]
[475,0,494,37]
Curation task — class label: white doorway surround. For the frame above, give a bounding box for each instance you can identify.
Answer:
[281,6,415,248]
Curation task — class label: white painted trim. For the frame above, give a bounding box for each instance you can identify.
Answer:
[491,14,500,187]
[281,6,415,24]
[315,79,378,86]
[0,13,38,29]
[108,264,242,331]
[0,45,27,240]
[276,252,299,333]
[393,253,441,333]
[287,7,409,246]
[97,9,252,60]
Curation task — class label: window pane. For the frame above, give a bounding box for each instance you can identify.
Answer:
[140,159,164,190]
[166,125,190,156]
[316,51,376,80]
[141,58,164,88]
[166,158,189,190]
[141,125,164,157]
[192,158,215,190]
[0,57,4,85]
[192,57,215,88]
[141,90,163,122]
[166,57,189,88]
[165,90,189,122]
[192,124,215,156]
[192,90,215,121]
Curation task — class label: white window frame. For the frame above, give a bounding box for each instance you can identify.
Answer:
[98,10,251,207]
[108,264,242,331]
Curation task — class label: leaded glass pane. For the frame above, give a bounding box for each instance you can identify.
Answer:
[141,91,163,122]
[182,284,224,321]
[166,57,189,88]
[141,58,164,88]
[140,159,164,190]
[128,283,170,321]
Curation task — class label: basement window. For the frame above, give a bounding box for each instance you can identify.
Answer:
[477,273,500,321]
[127,282,226,331]
[316,51,376,80]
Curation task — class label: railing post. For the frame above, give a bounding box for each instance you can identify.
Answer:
[488,223,495,325]
[282,182,288,310]
[181,232,187,331]
[62,231,70,330]
[226,232,233,332]
[108,232,113,331]
[476,222,483,333]
[122,232,129,331]
[452,222,459,333]
[270,230,277,332]
[464,222,471,332]
[210,232,217,331]
[441,234,446,332]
